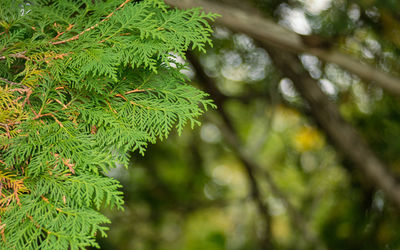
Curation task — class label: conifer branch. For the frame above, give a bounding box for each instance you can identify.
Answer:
[51,0,133,45]
[0,0,216,247]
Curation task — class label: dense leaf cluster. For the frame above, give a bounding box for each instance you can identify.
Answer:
[0,0,217,249]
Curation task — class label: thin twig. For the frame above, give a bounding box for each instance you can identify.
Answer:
[0,77,21,86]
[52,24,74,41]
[114,88,149,100]
[33,113,63,127]
[124,88,149,95]
[51,0,132,45]
[0,52,29,61]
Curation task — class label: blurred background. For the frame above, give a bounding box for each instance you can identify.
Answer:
[94,0,400,249]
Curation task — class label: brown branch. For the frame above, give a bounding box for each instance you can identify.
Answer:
[0,123,11,139]
[0,52,29,61]
[32,111,63,127]
[187,52,273,249]
[218,106,273,250]
[52,24,74,41]
[0,77,28,88]
[51,0,132,45]
[266,46,400,211]
[124,88,149,95]
[188,51,326,250]
[0,77,21,86]
[165,0,400,96]
[53,98,68,109]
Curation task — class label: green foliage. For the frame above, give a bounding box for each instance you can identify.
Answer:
[0,0,217,249]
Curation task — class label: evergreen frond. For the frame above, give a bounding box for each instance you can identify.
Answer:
[0,0,216,248]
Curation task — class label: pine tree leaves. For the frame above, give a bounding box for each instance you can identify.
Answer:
[0,0,217,249]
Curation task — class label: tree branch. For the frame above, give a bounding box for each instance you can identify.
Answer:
[0,52,29,61]
[265,47,400,210]
[187,52,273,250]
[0,77,22,86]
[188,51,327,250]
[165,0,400,96]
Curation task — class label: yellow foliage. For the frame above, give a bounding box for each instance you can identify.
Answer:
[0,86,27,141]
[0,171,29,211]
[293,126,324,152]
[0,87,24,124]
[20,67,45,87]
[272,215,291,244]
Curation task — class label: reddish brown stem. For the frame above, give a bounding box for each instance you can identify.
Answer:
[125,88,149,94]
[51,0,132,45]
[0,77,23,86]
[52,24,74,41]
[0,52,29,61]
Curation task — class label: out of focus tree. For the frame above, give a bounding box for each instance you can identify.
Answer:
[95,0,400,249]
